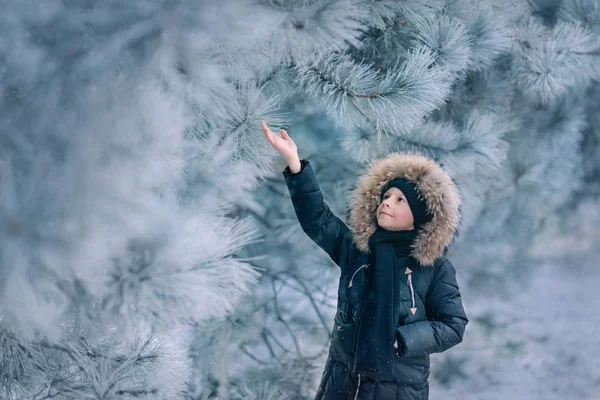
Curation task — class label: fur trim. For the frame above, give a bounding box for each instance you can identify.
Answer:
[349,152,461,266]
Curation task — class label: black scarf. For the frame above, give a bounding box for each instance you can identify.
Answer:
[351,226,419,381]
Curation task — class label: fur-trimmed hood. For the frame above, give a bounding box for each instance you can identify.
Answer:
[349,152,461,266]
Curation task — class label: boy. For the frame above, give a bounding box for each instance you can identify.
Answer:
[262,121,468,399]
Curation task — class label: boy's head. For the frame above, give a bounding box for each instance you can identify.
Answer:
[376,177,432,231]
[350,151,460,264]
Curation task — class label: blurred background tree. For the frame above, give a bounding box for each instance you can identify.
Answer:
[1,0,599,399]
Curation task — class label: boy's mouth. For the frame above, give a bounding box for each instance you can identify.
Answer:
[379,211,392,217]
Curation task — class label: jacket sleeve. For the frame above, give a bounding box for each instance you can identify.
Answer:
[395,259,468,357]
[282,159,352,268]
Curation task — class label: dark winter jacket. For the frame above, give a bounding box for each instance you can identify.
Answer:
[282,153,468,400]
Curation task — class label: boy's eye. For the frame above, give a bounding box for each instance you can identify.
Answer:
[383,195,404,202]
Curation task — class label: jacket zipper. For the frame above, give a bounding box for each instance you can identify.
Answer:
[350,263,370,399]
[348,264,369,288]
[353,373,361,399]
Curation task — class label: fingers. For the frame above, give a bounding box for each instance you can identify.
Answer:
[262,121,293,155]
[261,120,276,137]
[261,120,272,136]
[261,120,276,144]
[262,120,288,141]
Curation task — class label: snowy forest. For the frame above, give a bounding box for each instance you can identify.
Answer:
[1,0,599,399]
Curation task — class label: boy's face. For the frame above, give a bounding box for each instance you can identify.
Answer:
[376,187,415,231]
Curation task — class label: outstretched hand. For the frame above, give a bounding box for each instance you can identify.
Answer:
[261,120,298,161]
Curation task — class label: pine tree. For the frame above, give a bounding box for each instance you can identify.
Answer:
[0,2,268,398]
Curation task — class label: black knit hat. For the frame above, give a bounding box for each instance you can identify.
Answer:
[379,177,433,230]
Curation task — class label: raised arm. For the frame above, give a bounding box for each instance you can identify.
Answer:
[282,158,352,267]
[261,121,352,267]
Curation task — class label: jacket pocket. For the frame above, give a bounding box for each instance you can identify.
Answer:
[396,380,429,400]
[331,322,356,367]
[348,263,368,288]
[345,263,368,306]
[392,354,430,386]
